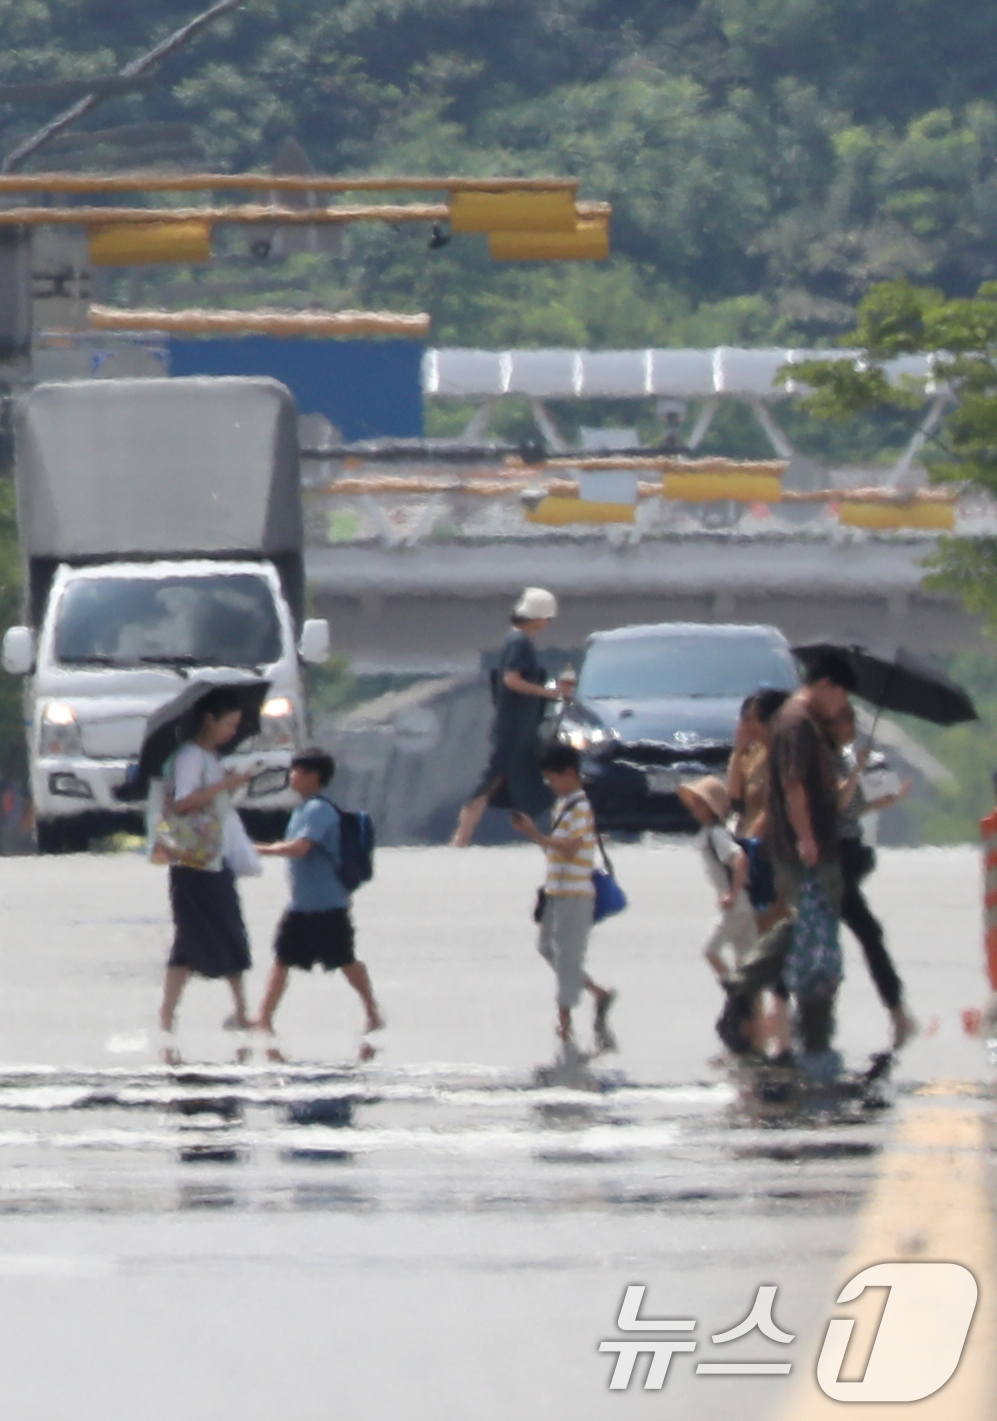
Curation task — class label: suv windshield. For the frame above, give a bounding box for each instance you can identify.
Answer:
[54,574,283,668]
[578,633,797,700]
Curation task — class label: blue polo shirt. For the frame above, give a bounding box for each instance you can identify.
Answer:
[286,795,348,912]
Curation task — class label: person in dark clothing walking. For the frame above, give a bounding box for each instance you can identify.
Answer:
[831,702,918,1051]
[729,653,856,1060]
[452,587,561,846]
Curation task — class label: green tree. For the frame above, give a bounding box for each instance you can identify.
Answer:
[788,279,997,625]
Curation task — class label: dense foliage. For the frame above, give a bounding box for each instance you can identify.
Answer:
[5,0,997,349]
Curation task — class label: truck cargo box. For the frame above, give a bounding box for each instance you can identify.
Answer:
[15,375,304,626]
[16,375,302,559]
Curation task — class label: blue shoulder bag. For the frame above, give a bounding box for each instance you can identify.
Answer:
[592,828,627,924]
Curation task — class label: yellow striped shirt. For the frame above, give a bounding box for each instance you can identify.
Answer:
[546,792,597,896]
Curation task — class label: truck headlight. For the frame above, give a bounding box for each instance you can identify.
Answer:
[40,701,83,757]
[49,772,94,800]
[253,696,297,750]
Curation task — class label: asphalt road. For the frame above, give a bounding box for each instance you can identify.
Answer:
[0,842,990,1420]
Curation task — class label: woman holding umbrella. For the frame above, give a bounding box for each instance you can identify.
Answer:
[155,686,259,1056]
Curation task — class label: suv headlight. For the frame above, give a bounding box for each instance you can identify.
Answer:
[40,701,83,757]
[559,719,615,752]
[252,696,298,750]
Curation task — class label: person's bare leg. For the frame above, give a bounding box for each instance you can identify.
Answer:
[254,962,290,1032]
[226,973,250,1030]
[252,963,290,1062]
[704,952,727,980]
[342,961,384,1032]
[451,794,488,847]
[748,996,770,1054]
[889,1001,919,1051]
[765,992,792,1056]
[557,1006,573,1043]
[160,966,191,1035]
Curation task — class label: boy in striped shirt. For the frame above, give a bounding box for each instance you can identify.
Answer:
[512,743,616,1050]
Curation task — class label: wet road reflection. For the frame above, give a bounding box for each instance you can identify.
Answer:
[0,1058,900,1223]
[0,847,989,1419]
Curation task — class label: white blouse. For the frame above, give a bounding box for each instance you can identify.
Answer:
[161,743,260,876]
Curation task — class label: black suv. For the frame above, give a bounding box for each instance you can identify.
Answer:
[556,622,798,833]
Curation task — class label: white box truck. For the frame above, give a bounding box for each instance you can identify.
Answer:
[2,375,329,851]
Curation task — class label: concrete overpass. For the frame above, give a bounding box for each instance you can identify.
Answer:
[305,531,985,673]
[18,334,986,671]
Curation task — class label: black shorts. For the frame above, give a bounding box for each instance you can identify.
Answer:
[273,908,356,972]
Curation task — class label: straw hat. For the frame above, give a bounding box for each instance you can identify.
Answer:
[678,775,730,822]
[514,587,558,620]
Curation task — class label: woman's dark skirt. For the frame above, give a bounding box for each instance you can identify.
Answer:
[168,865,251,978]
[472,742,552,818]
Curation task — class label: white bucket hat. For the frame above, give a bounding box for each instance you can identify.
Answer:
[514,587,558,620]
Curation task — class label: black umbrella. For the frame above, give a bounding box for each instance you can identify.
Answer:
[114,674,271,800]
[792,643,978,726]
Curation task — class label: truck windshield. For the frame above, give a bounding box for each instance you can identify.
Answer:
[578,634,797,700]
[54,574,284,668]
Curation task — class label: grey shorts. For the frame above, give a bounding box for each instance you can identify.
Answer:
[537,893,594,1009]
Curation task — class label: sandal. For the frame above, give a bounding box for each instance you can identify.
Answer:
[593,989,618,1053]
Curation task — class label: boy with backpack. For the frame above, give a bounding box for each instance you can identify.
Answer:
[253,747,383,1057]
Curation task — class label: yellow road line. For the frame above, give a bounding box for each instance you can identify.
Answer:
[914,1079,989,1098]
[777,1104,994,1418]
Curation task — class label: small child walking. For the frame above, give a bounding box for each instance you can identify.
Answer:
[253,747,383,1059]
[678,775,781,1057]
[512,743,616,1051]
[679,776,759,981]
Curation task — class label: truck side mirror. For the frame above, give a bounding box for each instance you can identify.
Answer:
[2,626,34,675]
[298,618,330,665]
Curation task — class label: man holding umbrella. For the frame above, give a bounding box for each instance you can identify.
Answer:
[746,652,858,1063]
[789,640,977,1053]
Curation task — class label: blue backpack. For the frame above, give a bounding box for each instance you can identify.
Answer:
[331,804,376,892]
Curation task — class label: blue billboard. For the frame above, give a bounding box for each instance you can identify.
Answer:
[167,336,424,441]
